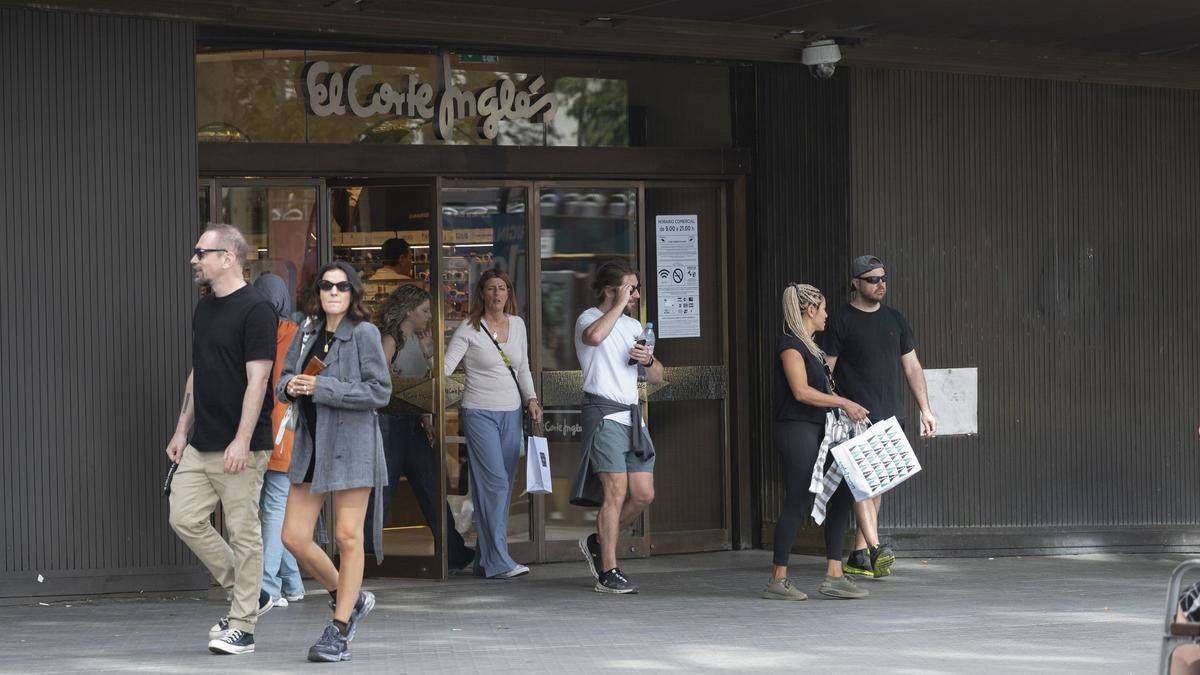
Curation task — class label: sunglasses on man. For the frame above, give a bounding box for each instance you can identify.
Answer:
[318,280,353,292]
[856,275,887,285]
[193,247,227,259]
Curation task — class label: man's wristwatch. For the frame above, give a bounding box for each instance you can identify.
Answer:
[642,355,655,367]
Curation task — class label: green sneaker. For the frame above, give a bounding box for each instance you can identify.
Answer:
[819,574,868,599]
[761,577,808,601]
[871,544,895,578]
[844,549,875,578]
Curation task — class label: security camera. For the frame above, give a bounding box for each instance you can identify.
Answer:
[801,39,841,79]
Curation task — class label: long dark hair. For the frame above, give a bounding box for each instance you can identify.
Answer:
[301,261,371,323]
[467,269,519,330]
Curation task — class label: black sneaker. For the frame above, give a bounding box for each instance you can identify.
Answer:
[844,549,874,578]
[208,628,255,655]
[595,568,639,594]
[208,616,230,641]
[256,589,274,617]
[579,534,602,581]
[307,622,351,663]
[871,543,896,578]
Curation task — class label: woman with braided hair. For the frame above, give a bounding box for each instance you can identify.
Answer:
[762,283,871,601]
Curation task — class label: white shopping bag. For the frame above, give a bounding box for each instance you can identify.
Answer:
[829,416,922,502]
[524,436,553,495]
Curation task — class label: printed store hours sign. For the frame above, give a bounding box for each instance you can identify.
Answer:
[654,215,700,338]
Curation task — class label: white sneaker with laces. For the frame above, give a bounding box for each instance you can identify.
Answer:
[493,564,530,579]
[208,628,255,655]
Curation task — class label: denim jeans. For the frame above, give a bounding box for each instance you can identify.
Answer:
[259,469,304,600]
[366,414,474,569]
[460,407,523,577]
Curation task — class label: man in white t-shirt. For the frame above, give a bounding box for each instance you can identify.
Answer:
[571,259,664,594]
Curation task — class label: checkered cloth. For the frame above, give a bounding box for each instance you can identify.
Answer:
[809,410,867,525]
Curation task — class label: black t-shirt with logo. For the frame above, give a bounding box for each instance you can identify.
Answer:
[821,303,917,423]
[773,333,832,424]
[191,284,278,452]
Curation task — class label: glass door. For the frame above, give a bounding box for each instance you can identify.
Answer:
[326,179,449,578]
[533,182,651,563]
[211,178,323,316]
[438,181,536,565]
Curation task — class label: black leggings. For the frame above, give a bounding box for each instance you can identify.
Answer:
[772,420,853,566]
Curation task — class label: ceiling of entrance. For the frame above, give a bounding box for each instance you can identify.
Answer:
[8,0,1200,61]
[500,0,1200,57]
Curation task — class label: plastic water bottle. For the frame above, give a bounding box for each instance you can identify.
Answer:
[629,322,656,365]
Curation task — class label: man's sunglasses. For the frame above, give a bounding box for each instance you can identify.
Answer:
[856,275,887,285]
[318,280,353,292]
[193,247,227,259]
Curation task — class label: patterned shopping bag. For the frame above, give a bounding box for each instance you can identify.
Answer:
[830,417,922,502]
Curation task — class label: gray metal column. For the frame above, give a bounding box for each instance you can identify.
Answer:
[0,7,204,596]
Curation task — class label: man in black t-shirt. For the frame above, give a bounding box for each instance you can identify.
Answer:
[165,225,277,655]
[822,254,938,579]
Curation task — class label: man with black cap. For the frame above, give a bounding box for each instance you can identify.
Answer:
[821,254,937,580]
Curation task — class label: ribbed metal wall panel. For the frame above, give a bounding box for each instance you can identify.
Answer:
[0,7,204,596]
[749,65,852,538]
[848,68,1200,531]
[753,63,1200,552]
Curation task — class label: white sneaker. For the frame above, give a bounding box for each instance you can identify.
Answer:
[284,592,305,603]
[273,597,288,608]
[208,628,255,655]
[493,564,530,579]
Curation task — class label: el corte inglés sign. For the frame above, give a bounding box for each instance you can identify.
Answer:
[302,61,558,141]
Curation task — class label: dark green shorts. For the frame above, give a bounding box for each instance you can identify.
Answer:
[589,419,656,474]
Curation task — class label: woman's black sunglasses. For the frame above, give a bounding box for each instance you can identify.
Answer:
[318,280,353,292]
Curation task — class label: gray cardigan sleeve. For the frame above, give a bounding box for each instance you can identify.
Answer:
[312,322,392,410]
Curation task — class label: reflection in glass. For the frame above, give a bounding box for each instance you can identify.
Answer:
[440,186,531,551]
[196,49,730,148]
[198,184,210,227]
[538,186,638,541]
[219,185,318,313]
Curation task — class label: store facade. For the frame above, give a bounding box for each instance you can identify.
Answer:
[7,2,1200,598]
[196,43,752,578]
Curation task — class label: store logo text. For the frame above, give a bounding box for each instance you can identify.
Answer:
[302,61,558,141]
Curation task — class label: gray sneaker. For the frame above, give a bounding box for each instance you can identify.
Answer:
[819,574,868,599]
[307,622,351,663]
[327,590,375,641]
[762,577,808,601]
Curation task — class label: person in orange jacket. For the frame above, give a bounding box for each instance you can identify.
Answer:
[254,273,306,607]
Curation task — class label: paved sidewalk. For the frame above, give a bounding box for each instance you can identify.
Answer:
[4,550,1188,674]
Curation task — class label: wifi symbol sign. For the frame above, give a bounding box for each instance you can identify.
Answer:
[658,269,670,280]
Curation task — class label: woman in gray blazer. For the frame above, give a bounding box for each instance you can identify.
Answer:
[278,261,391,663]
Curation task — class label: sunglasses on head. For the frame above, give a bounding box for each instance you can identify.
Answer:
[318,280,353,292]
[856,275,887,285]
[193,247,227,259]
